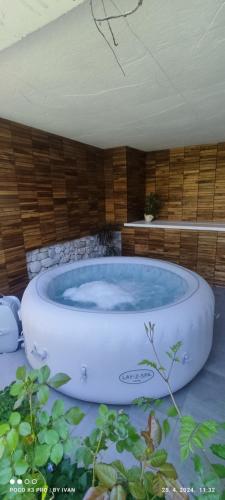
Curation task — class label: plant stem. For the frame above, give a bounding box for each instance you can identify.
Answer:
[147,331,182,417]
[28,387,36,473]
[166,380,182,418]
[92,431,104,486]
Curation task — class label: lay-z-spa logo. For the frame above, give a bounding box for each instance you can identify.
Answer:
[119,369,154,385]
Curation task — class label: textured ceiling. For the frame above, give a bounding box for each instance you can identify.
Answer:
[0,0,225,151]
[0,0,86,51]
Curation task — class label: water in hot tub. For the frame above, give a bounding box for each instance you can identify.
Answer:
[49,263,189,312]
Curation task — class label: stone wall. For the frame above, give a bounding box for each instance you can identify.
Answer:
[26,232,121,279]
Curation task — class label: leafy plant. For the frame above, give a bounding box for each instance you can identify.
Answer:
[0,365,85,499]
[1,324,224,499]
[0,385,29,423]
[145,193,162,217]
[44,458,92,500]
[76,404,183,499]
[138,322,225,499]
[97,224,119,256]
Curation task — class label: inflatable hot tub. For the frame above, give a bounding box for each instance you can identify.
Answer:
[21,257,214,404]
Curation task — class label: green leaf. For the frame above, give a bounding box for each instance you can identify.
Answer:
[38,365,50,384]
[48,373,71,389]
[95,463,118,488]
[38,429,47,444]
[6,428,18,452]
[76,446,93,468]
[111,460,127,480]
[14,459,29,475]
[45,429,59,446]
[9,412,21,427]
[0,423,10,437]
[131,437,146,460]
[210,444,225,460]
[212,463,225,479]
[63,438,73,454]
[99,404,109,417]
[159,462,177,479]
[0,438,5,459]
[143,471,154,491]
[163,419,171,437]
[13,449,23,461]
[171,341,182,353]
[167,406,179,417]
[13,393,25,410]
[0,466,12,485]
[198,420,218,439]
[34,444,51,467]
[152,472,166,497]
[16,366,26,381]
[65,407,85,425]
[10,382,24,397]
[193,454,203,473]
[139,359,158,369]
[180,417,219,461]
[127,467,141,482]
[52,400,64,420]
[50,442,64,465]
[129,481,146,499]
[19,422,31,437]
[29,369,39,381]
[110,485,127,500]
[38,411,49,426]
[53,417,68,440]
[149,449,168,467]
[37,385,49,405]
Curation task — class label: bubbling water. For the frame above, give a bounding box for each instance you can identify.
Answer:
[63,281,136,310]
[48,263,189,311]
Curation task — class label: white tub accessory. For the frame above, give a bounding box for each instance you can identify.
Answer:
[0,295,22,353]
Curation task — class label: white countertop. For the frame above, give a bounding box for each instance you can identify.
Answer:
[124,220,225,232]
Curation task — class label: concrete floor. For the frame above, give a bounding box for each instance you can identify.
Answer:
[0,286,225,493]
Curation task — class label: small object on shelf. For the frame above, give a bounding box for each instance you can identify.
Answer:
[144,192,162,222]
[144,214,154,223]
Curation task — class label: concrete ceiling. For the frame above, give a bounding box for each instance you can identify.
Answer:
[0,0,225,151]
[0,0,86,51]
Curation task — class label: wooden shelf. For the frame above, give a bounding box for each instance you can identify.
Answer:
[124,220,225,232]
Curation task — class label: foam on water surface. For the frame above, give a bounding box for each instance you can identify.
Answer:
[63,281,136,310]
[48,263,189,311]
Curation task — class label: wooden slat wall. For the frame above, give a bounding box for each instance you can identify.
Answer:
[104,146,145,225]
[126,147,145,222]
[146,143,225,222]
[122,227,225,285]
[123,142,225,285]
[104,147,127,224]
[0,118,105,295]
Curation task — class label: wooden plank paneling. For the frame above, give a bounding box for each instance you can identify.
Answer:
[126,147,145,222]
[122,227,225,285]
[0,117,105,295]
[155,150,170,219]
[13,125,42,250]
[213,142,225,222]
[104,146,145,225]
[145,143,225,223]
[197,145,216,222]
[168,148,184,220]
[0,121,28,295]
